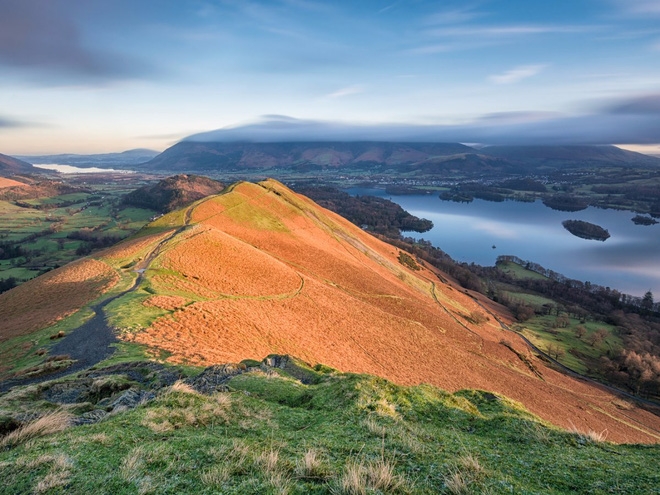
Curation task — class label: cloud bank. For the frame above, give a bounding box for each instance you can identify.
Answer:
[184,94,660,146]
[0,0,151,81]
[0,116,23,129]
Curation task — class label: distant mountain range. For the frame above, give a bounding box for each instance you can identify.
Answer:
[4,143,659,178]
[17,149,159,168]
[137,141,660,175]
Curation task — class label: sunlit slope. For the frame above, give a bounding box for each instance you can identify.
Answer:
[104,179,660,443]
[0,259,119,341]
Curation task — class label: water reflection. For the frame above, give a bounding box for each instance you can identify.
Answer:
[346,188,659,297]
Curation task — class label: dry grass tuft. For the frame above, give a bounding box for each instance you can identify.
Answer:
[444,470,469,495]
[569,423,609,444]
[0,410,72,449]
[142,391,233,432]
[362,417,388,438]
[337,458,403,494]
[443,453,485,494]
[120,446,146,483]
[257,448,280,474]
[295,448,327,480]
[457,454,484,477]
[365,458,402,491]
[583,429,609,443]
[29,453,72,494]
[200,465,230,487]
[34,470,71,494]
[257,448,292,494]
[167,380,199,395]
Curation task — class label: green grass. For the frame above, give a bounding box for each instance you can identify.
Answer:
[503,291,557,308]
[0,308,95,380]
[104,290,170,336]
[0,363,658,494]
[522,316,621,375]
[497,261,549,281]
[0,188,155,289]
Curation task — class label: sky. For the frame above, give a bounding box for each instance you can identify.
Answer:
[1,0,660,154]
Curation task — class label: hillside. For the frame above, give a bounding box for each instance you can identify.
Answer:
[1,179,658,444]
[17,149,160,169]
[139,141,479,173]
[0,357,658,494]
[138,141,660,175]
[122,174,225,212]
[0,153,40,176]
[0,176,83,201]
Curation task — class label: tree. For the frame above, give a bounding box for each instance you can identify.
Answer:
[574,325,587,340]
[587,328,608,347]
[547,343,565,360]
[641,290,654,311]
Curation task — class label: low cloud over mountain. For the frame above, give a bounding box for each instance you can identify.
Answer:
[185,93,660,147]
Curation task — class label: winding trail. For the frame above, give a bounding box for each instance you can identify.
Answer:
[0,207,195,393]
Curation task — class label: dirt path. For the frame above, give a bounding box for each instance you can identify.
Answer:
[0,208,194,393]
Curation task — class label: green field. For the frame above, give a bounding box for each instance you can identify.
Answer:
[0,184,155,289]
[521,315,621,375]
[496,261,549,281]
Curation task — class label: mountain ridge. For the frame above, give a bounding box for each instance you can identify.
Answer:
[138,141,660,174]
[3,179,658,443]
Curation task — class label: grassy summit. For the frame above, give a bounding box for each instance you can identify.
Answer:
[0,357,658,494]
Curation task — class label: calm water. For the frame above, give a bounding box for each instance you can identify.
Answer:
[33,164,134,174]
[346,188,660,297]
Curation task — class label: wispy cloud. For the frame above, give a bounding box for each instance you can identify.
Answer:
[325,85,365,98]
[423,6,485,25]
[614,0,660,15]
[0,116,24,128]
[426,24,599,38]
[405,44,455,55]
[488,64,547,84]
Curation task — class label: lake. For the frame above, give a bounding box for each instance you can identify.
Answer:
[33,164,134,174]
[346,188,660,297]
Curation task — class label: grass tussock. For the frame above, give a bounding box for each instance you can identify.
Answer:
[363,417,389,438]
[167,379,199,395]
[0,410,72,449]
[17,453,73,494]
[295,448,328,480]
[572,427,609,444]
[142,391,233,432]
[200,465,230,487]
[337,458,404,495]
[257,448,292,494]
[443,454,486,494]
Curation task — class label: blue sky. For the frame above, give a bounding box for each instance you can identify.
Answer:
[1,0,660,154]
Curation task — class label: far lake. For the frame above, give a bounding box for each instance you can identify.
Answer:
[33,164,134,174]
[346,188,659,297]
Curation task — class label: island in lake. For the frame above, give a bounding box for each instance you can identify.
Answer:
[562,219,610,241]
[632,215,659,226]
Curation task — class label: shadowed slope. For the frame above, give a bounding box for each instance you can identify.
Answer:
[104,179,660,443]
